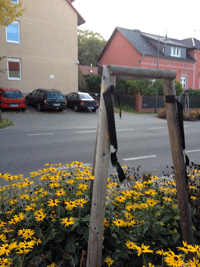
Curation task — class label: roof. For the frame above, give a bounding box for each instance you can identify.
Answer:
[79,65,98,76]
[66,0,85,26]
[98,27,198,62]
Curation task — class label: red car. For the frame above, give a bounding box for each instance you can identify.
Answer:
[0,88,26,111]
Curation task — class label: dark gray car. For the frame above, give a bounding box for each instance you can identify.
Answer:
[26,89,67,111]
[66,92,99,112]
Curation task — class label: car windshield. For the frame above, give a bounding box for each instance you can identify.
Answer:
[79,93,93,100]
[3,91,22,99]
[46,92,65,100]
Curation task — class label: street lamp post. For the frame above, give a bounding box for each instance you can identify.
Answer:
[155,36,160,113]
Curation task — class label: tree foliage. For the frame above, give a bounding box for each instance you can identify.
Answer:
[78,30,107,67]
[0,0,27,26]
[116,79,183,96]
[85,74,101,93]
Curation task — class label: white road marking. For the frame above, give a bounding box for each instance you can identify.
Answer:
[149,127,164,130]
[76,128,134,134]
[117,128,134,131]
[123,155,157,161]
[76,130,97,133]
[28,133,55,136]
[186,149,200,153]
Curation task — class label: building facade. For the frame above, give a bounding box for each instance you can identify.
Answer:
[0,0,85,95]
[98,27,200,90]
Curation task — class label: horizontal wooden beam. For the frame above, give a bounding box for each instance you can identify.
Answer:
[98,65,176,80]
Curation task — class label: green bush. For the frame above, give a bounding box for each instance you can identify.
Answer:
[0,162,200,266]
[116,80,183,97]
[184,89,200,96]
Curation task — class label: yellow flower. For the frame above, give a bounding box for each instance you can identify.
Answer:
[145,189,157,196]
[125,241,137,250]
[194,244,200,257]
[67,179,74,184]
[34,209,46,222]
[135,244,153,257]
[146,198,159,207]
[0,242,17,256]
[114,195,127,203]
[186,257,200,266]
[104,219,110,227]
[64,201,77,210]
[156,249,167,256]
[47,199,60,207]
[78,184,88,191]
[0,257,13,266]
[61,217,75,227]
[16,241,35,254]
[177,241,196,254]
[75,198,87,207]
[0,234,7,242]
[18,229,35,240]
[113,219,125,227]
[55,189,66,196]
[104,256,114,267]
[164,249,185,267]
[47,263,57,267]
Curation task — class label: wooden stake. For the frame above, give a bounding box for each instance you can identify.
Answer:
[162,79,194,245]
[87,66,115,267]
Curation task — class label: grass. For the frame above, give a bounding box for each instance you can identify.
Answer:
[0,118,14,129]
[114,104,138,113]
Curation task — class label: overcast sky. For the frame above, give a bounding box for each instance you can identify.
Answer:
[74,0,200,41]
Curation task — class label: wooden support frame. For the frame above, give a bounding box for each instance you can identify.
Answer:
[87,65,194,267]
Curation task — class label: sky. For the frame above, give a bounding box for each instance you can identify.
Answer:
[73,0,200,41]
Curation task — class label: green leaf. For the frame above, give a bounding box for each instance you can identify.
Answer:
[66,239,76,253]
[35,226,42,239]
[142,221,150,236]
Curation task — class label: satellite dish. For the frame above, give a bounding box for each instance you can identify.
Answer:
[89,70,94,74]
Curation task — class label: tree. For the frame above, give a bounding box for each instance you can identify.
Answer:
[85,74,101,93]
[0,0,27,26]
[78,30,107,67]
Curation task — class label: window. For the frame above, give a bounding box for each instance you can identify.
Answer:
[11,0,19,3]
[7,59,21,80]
[6,21,20,43]
[181,77,187,90]
[171,47,181,57]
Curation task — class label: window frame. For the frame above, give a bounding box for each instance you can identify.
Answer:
[7,58,22,81]
[6,21,20,44]
[171,47,181,57]
[181,77,187,90]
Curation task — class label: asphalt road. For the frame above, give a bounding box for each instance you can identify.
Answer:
[1,106,200,180]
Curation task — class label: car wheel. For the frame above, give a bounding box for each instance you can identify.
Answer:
[21,108,25,112]
[92,109,96,112]
[37,103,41,111]
[74,105,79,112]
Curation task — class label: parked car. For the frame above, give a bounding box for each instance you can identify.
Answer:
[26,89,67,111]
[0,88,26,111]
[66,92,99,112]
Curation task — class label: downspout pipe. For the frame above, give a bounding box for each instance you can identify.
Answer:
[138,54,145,67]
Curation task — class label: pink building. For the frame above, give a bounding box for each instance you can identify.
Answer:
[98,27,200,90]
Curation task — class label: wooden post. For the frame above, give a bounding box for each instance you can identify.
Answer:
[87,66,115,267]
[162,79,194,245]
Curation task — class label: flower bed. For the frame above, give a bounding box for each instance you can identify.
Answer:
[157,109,200,121]
[0,162,200,266]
